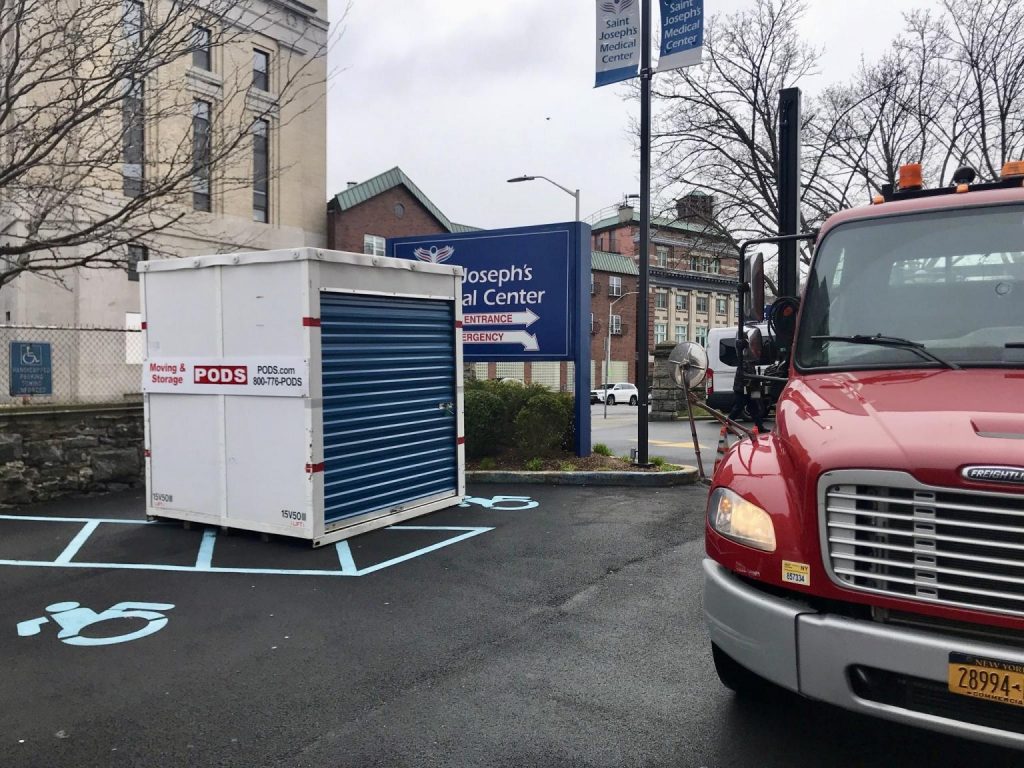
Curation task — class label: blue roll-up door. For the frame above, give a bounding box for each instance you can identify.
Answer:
[320,292,458,524]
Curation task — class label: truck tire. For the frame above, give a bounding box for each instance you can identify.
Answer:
[712,643,769,696]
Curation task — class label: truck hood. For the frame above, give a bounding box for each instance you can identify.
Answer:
[776,369,1024,488]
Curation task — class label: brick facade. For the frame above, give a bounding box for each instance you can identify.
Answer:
[589,270,654,385]
[327,186,449,253]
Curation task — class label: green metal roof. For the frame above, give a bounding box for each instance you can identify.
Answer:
[329,167,479,233]
[591,250,638,276]
[591,211,724,237]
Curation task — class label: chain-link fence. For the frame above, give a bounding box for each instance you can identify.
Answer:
[0,325,143,408]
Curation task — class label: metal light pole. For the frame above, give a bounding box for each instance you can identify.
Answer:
[507,175,580,222]
[636,0,652,465]
[605,290,638,420]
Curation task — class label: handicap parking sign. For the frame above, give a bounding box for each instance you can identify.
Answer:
[10,341,52,396]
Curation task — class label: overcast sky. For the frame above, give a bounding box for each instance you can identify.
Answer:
[325,0,937,231]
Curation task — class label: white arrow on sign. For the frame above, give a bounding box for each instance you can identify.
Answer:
[463,309,540,328]
[463,330,539,352]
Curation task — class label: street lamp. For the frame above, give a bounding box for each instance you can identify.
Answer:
[507,175,580,222]
[604,290,639,420]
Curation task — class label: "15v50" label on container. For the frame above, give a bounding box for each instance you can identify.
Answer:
[143,357,310,397]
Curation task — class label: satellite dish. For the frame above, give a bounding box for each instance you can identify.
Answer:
[668,342,708,390]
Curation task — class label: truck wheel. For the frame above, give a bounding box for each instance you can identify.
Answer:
[712,643,768,696]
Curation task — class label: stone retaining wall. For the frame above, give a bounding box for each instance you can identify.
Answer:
[0,405,143,505]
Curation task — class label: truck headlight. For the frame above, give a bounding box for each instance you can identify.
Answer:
[708,488,776,552]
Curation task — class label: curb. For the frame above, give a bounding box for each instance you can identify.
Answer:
[466,468,700,487]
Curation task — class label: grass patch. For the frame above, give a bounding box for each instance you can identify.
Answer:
[650,456,666,468]
[559,462,576,472]
[477,457,497,471]
[593,443,612,456]
[524,457,544,471]
[675,403,716,420]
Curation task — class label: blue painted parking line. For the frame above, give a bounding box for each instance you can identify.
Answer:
[0,514,493,578]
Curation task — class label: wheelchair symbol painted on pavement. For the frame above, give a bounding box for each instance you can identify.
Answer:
[459,495,539,511]
[16,601,174,646]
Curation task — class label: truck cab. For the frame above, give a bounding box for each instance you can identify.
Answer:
[704,163,1024,748]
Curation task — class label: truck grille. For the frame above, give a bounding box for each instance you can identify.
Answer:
[820,471,1024,618]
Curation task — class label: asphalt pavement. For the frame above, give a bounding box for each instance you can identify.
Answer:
[590,403,734,468]
[1,485,1020,767]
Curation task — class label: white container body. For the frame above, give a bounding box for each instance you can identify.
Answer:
[141,248,465,545]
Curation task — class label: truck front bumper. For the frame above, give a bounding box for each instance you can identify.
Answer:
[704,558,1024,750]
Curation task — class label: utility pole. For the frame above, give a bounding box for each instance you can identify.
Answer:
[636,0,652,466]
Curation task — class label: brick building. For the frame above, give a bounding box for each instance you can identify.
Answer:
[327,167,477,254]
[590,193,740,353]
[588,251,653,386]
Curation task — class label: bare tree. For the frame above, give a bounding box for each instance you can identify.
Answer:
[647,0,854,249]
[0,0,334,292]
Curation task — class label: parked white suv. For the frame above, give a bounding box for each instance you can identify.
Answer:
[592,382,639,406]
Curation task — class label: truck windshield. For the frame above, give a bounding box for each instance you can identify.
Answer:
[796,204,1024,371]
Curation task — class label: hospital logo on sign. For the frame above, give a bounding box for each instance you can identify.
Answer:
[600,0,635,14]
[413,245,455,264]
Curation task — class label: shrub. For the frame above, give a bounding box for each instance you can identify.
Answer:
[524,457,544,471]
[650,456,666,468]
[593,443,612,457]
[463,390,504,459]
[478,457,497,470]
[514,392,574,457]
[559,462,576,472]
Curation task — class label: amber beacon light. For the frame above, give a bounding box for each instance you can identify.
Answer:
[898,163,923,190]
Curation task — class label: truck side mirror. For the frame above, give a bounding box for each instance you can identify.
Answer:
[743,253,766,322]
[769,299,800,348]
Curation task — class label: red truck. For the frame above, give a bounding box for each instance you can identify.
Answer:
[705,161,1024,748]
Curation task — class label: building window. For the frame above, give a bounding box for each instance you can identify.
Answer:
[192,26,211,70]
[609,275,622,296]
[127,244,146,282]
[122,80,144,198]
[590,275,596,294]
[716,297,727,315]
[654,323,667,343]
[695,326,709,346]
[656,245,668,268]
[610,314,622,335]
[123,0,143,45]
[696,296,709,313]
[674,324,687,343]
[253,49,270,91]
[711,259,721,274]
[252,119,269,223]
[675,293,687,312]
[608,230,617,252]
[192,100,211,212]
[655,291,667,310]
[590,313,594,333]
[363,234,386,256]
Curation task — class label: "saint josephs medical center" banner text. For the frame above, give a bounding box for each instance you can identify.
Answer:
[594,0,703,87]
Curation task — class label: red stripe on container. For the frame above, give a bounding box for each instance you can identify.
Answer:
[141,321,148,330]
[305,462,325,474]
[302,317,321,327]
[144,449,151,458]
[457,437,466,445]
[455,320,464,328]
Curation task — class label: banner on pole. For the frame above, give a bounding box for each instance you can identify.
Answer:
[657,0,704,72]
[595,0,640,87]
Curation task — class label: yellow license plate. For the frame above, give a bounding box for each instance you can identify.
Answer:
[948,653,1024,707]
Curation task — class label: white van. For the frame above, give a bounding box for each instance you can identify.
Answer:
[703,323,768,411]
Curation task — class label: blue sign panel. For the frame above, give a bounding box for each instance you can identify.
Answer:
[389,222,592,457]
[10,341,52,396]
[389,223,589,362]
